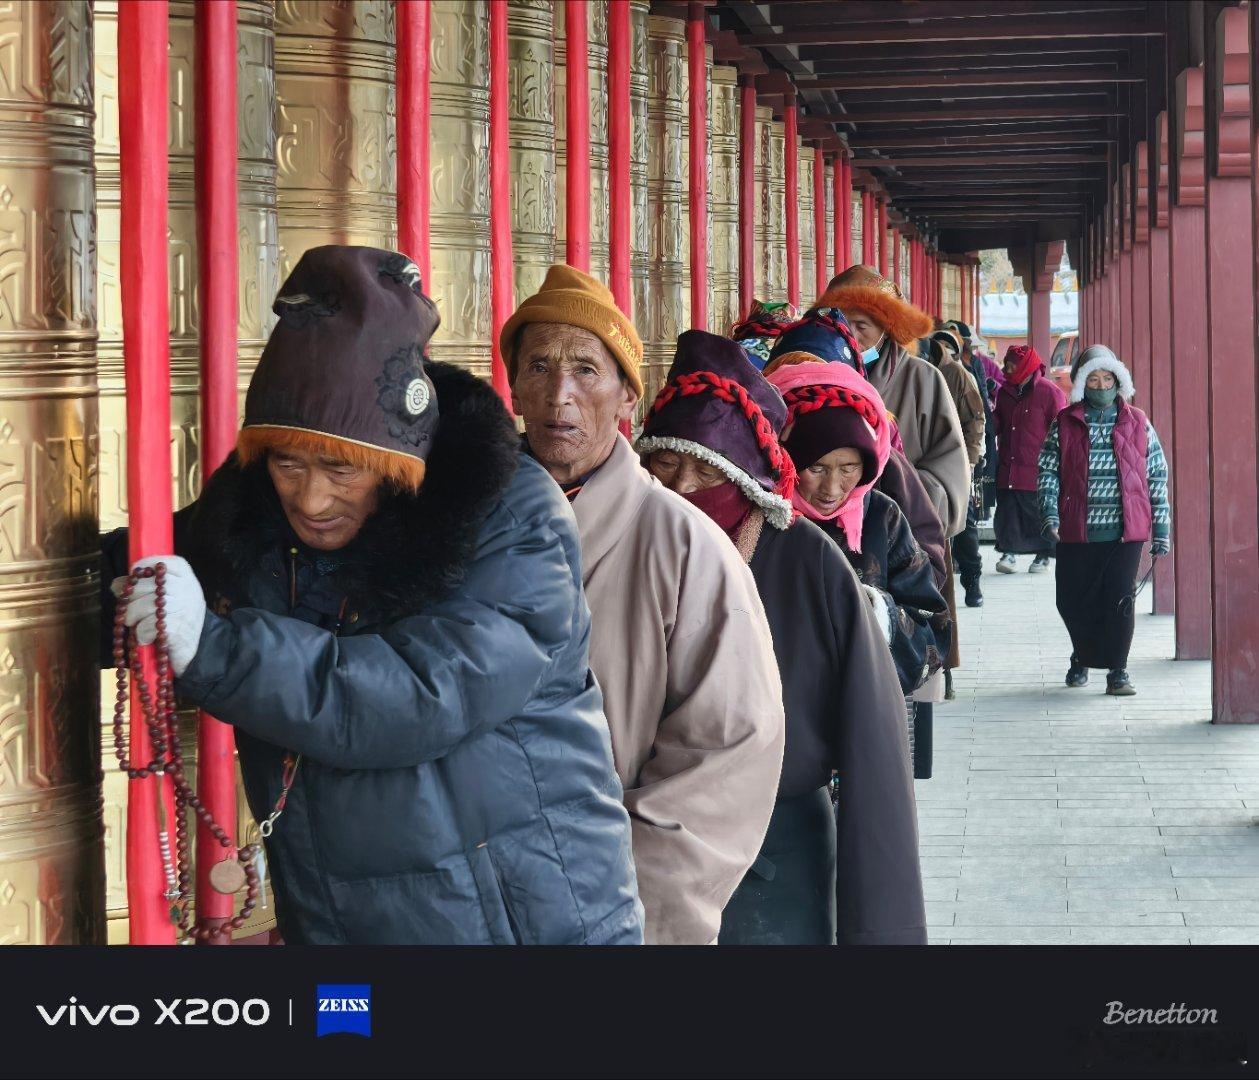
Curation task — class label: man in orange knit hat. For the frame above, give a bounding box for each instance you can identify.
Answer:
[100,246,642,945]
[504,265,786,946]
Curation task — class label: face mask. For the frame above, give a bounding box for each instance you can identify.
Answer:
[1084,386,1118,409]
[861,335,885,367]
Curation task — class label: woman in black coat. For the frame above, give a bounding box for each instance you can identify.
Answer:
[637,331,925,946]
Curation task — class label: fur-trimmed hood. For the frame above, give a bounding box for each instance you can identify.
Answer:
[182,361,520,624]
[1070,345,1136,403]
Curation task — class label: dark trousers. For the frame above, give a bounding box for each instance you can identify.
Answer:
[952,500,983,588]
[1055,540,1143,670]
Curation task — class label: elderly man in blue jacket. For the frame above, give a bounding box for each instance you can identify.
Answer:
[100,246,642,945]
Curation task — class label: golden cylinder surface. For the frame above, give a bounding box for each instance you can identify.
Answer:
[754,107,786,302]
[507,0,556,305]
[849,188,863,271]
[629,0,650,351]
[798,145,815,306]
[643,15,688,405]
[95,0,279,943]
[709,65,739,334]
[555,0,610,282]
[0,0,103,945]
[426,0,491,376]
[823,159,835,282]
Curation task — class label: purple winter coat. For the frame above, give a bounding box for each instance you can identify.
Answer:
[995,370,1067,492]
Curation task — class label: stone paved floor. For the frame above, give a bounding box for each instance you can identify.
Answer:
[919,546,1259,945]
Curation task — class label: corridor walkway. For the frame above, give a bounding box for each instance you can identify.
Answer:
[919,549,1259,945]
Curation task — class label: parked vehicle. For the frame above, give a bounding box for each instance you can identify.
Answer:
[1048,330,1079,394]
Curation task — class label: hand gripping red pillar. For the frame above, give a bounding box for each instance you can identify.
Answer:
[737,77,755,318]
[488,0,513,405]
[119,0,177,946]
[565,0,590,271]
[784,94,799,308]
[396,1,431,285]
[686,3,708,329]
[193,0,238,944]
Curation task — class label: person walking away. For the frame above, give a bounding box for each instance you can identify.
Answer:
[1038,345,1171,695]
[638,333,925,946]
[100,246,643,944]
[994,345,1066,574]
[504,266,786,944]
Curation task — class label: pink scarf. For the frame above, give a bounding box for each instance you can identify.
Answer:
[768,361,892,552]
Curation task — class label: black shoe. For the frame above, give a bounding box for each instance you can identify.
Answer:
[1066,657,1089,688]
[1106,669,1136,696]
[964,582,983,607]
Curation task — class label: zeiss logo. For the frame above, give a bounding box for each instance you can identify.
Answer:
[315,985,371,1038]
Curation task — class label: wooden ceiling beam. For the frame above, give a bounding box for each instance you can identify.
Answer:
[737,17,1163,48]
[761,1,1145,26]
[796,39,1137,65]
[799,68,1144,91]
[855,153,1108,167]
[845,131,1113,148]
[814,105,1123,123]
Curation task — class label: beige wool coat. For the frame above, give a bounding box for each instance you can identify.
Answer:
[866,345,972,537]
[570,435,786,945]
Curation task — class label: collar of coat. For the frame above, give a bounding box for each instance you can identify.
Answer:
[183,360,521,624]
[567,434,655,574]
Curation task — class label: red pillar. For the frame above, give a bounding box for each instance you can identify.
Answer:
[737,78,755,318]
[1118,249,1134,368]
[608,0,631,316]
[1168,201,1213,660]
[119,0,177,946]
[861,188,875,266]
[813,142,827,299]
[686,3,708,328]
[892,228,902,296]
[974,264,981,328]
[1206,169,1259,721]
[1149,222,1176,615]
[876,197,888,277]
[193,0,238,943]
[396,0,431,284]
[565,0,590,270]
[784,95,799,308]
[1130,242,1152,413]
[488,0,513,404]
[1028,285,1051,359]
[833,153,848,274]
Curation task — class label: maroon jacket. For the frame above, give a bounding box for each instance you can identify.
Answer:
[1056,399,1153,544]
[995,370,1066,491]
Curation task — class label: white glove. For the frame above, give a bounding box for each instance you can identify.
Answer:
[120,555,208,677]
[860,582,895,646]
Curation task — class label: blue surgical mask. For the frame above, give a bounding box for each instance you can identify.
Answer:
[861,335,885,367]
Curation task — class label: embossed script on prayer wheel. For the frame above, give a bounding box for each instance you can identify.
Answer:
[426,0,491,377]
[94,0,279,942]
[629,0,650,336]
[755,109,786,303]
[799,145,816,306]
[709,64,740,336]
[0,0,103,945]
[507,1,556,304]
[644,15,688,406]
[274,0,397,273]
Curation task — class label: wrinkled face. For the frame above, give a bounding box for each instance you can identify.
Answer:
[796,446,865,515]
[267,447,381,551]
[845,311,885,352]
[1086,369,1117,390]
[511,323,638,486]
[1003,355,1020,378]
[647,449,727,495]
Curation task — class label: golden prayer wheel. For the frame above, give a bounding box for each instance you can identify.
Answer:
[823,158,835,281]
[0,0,103,945]
[425,0,491,377]
[849,187,863,270]
[274,0,397,274]
[798,145,816,305]
[555,0,610,283]
[709,65,740,335]
[507,0,556,305]
[644,14,689,406]
[754,107,785,301]
[95,0,279,943]
[629,0,651,337]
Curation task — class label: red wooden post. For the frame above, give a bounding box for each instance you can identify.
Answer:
[1131,242,1152,412]
[193,0,238,943]
[876,196,888,276]
[396,0,431,284]
[1149,220,1176,614]
[838,152,852,270]
[784,94,800,307]
[686,3,708,328]
[738,77,755,317]
[892,227,902,295]
[488,0,513,405]
[119,0,177,946]
[861,187,875,266]
[1118,248,1133,369]
[813,141,827,299]
[609,0,632,316]
[959,258,968,329]
[565,0,590,270]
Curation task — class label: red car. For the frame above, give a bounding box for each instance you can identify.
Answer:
[1048,331,1080,395]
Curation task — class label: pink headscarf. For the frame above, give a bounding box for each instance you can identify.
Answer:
[767,361,892,551]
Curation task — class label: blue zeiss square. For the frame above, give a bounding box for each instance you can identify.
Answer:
[315,984,372,1037]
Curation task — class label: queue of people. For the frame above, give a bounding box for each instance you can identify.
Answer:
[97,243,1169,946]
